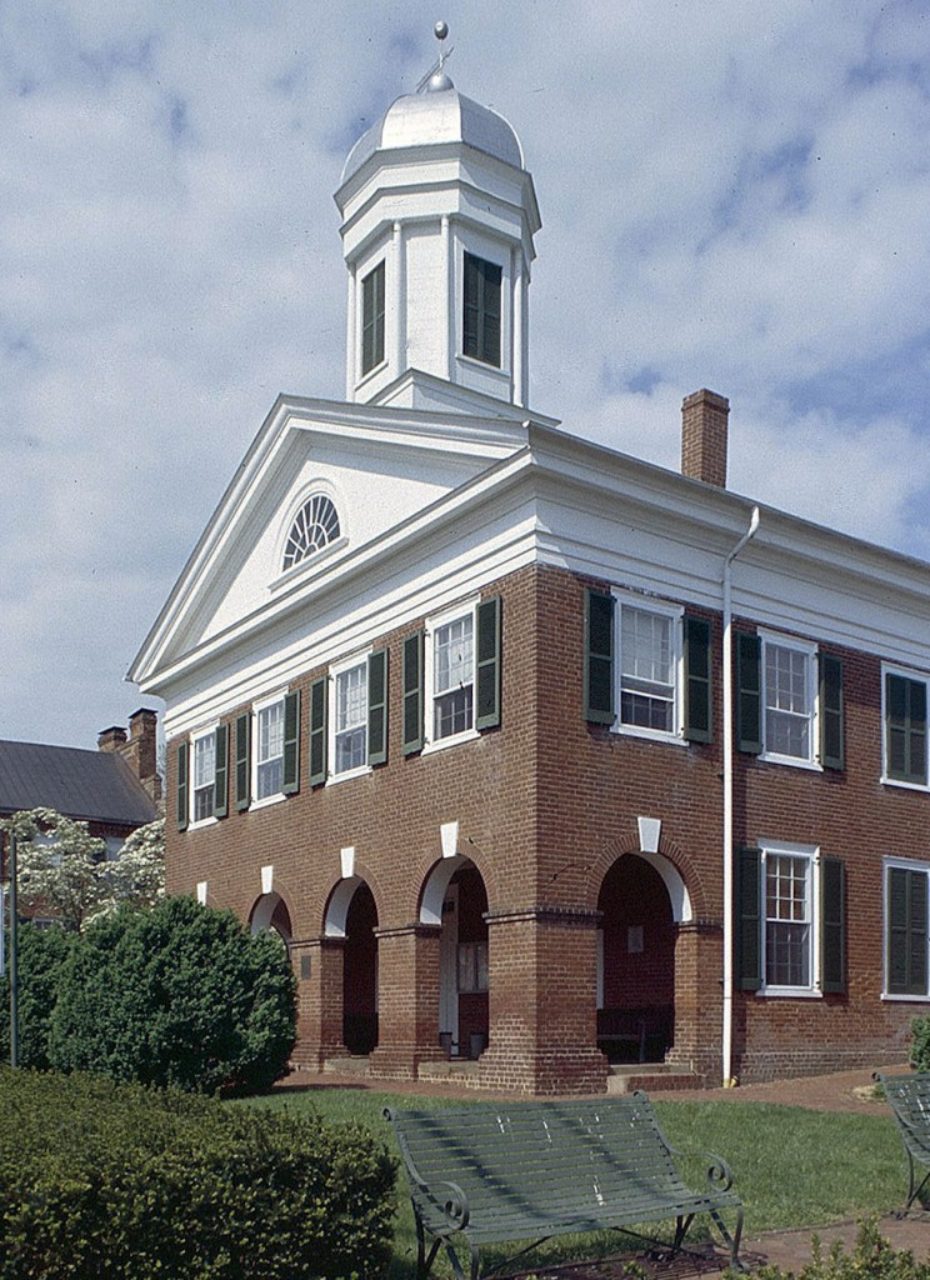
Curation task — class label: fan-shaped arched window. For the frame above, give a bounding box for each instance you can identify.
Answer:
[282,494,341,571]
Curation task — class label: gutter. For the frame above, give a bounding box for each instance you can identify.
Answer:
[721,505,760,1087]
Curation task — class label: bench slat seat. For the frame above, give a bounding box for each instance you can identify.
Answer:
[387,1092,743,1279]
[875,1071,930,1214]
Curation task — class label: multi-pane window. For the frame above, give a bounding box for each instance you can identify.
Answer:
[193,733,216,822]
[886,862,929,996]
[463,252,502,367]
[765,852,812,989]
[334,660,368,775]
[457,941,489,993]
[361,261,385,375]
[256,699,285,800]
[620,606,675,733]
[885,669,929,787]
[282,494,340,571]
[760,634,816,763]
[433,612,474,741]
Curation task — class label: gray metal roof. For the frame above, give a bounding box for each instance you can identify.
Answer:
[0,740,158,828]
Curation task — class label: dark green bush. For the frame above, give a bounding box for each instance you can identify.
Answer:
[745,1219,930,1280]
[48,896,296,1094]
[910,1015,930,1072]
[0,1068,396,1280]
[0,923,73,1068]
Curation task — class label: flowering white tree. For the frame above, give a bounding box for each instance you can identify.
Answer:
[1,809,165,932]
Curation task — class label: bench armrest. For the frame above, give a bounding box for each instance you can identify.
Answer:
[664,1139,736,1195]
[384,1109,472,1234]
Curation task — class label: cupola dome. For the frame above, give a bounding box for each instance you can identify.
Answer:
[335,26,541,414]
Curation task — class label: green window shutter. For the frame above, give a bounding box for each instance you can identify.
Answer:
[309,678,327,786]
[282,690,300,795]
[888,867,928,996]
[235,713,251,811]
[585,589,615,724]
[475,596,502,731]
[736,632,762,754]
[820,857,846,993]
[683,615,712,743]
[819,654,844,771]
[735,845,762,991]
[887,673,928,785]
[213,725,229,819]
[403,631,424,755]
[176,742,189,832]
[368,650,388,766]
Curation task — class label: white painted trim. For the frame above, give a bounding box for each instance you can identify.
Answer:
[423,596,480,752]
[757,840,820,997]
[881,662,930,789]
[324,875,362,938]
[758,629,820,769]
[340,846,355,880]
[637,817,661,854]
[251,689,288,807]
[261,865,274,896]
[196,881,208,905]
[440,821,460,859]
[611,588,684,744]
[327,649,372,783]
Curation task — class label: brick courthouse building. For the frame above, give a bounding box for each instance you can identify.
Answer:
[130,54,930,1094]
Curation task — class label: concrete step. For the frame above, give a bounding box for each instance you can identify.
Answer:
[606,1063,705,1093]
[418,1059,482,1083]
[321,1055,370,1076]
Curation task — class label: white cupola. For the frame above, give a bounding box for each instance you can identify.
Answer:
[334,24,541,412]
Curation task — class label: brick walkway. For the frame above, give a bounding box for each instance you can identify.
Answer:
[279,1062,929,1275]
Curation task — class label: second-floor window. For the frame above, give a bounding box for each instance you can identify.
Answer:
[333,658,368,776]
[884,667,929,788]
[193,732,216,822]
[463,252,502,367]
[361,261,385,375]
[433,610,475,741]
[761,633,816,764]
[255,697,285,800]
[619,604,678,735]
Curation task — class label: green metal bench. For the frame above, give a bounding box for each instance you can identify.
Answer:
[385,1092,744,1279]
[875,1070,930,1214]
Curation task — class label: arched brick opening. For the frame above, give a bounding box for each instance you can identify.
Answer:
[420,856,490,1060]
[342,882,379,1055]
[249,891,293,944]
[596,854,676,1063]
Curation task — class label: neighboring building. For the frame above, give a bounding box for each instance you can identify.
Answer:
[0,709,162,859]
[129,50,930,1094]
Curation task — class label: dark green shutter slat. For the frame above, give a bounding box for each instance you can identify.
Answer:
[476,596,502,731]
[213,725,229,819]
[368,650,388,766]
[282,690,300,795]
[403,631,424,755]
[683,615,712,743]
[911,872,928,995]
[176,742,189,832]
[736,632,762,754]
[235,713,251,811]
[585,589,615,724]
[819,654,844,771]
[821,857,845,993]
[310,678,327,786]
[735,845,762,991]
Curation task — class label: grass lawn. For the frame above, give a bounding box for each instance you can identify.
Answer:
[244,1089,906,1278]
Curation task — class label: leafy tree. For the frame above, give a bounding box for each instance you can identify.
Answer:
[0,923,74,1068]
[1,810,165,932]
[49,896,297,1095]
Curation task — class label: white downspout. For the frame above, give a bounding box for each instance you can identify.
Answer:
[722,504,760,1087]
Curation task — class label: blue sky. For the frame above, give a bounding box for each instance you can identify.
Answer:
[3,1,930,748]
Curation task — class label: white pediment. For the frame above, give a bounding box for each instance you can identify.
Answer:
[130,394,530,686]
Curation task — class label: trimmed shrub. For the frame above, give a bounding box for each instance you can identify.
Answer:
[0,923,74,1068]
[0,1068,396,1280]
[746,1219,930,1280]
[910,1015,930,1072]
[48,896,296,1094]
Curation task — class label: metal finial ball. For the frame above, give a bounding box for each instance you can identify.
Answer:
[434,20,449,41]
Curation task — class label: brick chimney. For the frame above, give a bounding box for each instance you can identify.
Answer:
[681,388,729,487]
[97,710,163,806]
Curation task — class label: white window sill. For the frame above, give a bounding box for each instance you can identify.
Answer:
[881,775,930,793]
[759,752,823,773]
[883,992,930,1002]
[757,987,822,999]
[188,816,218,832]
[422,728,480,756]
[249,793,287,812]
[456,352,508,380]
[326,765,372,787]
[355,357,389,392]
[610,723,688,748]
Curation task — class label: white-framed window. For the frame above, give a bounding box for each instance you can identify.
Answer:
[882,665,929,790]
[760,841,819,996]
[282,493,341,573]
[613,591,684,744]
[329,653,370,781]
[253,693,286,803]
[192,730,216,824]
[760,630,819,767]
[457,941,489,993]
[884,858,930,999]
[424,600,479,751]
